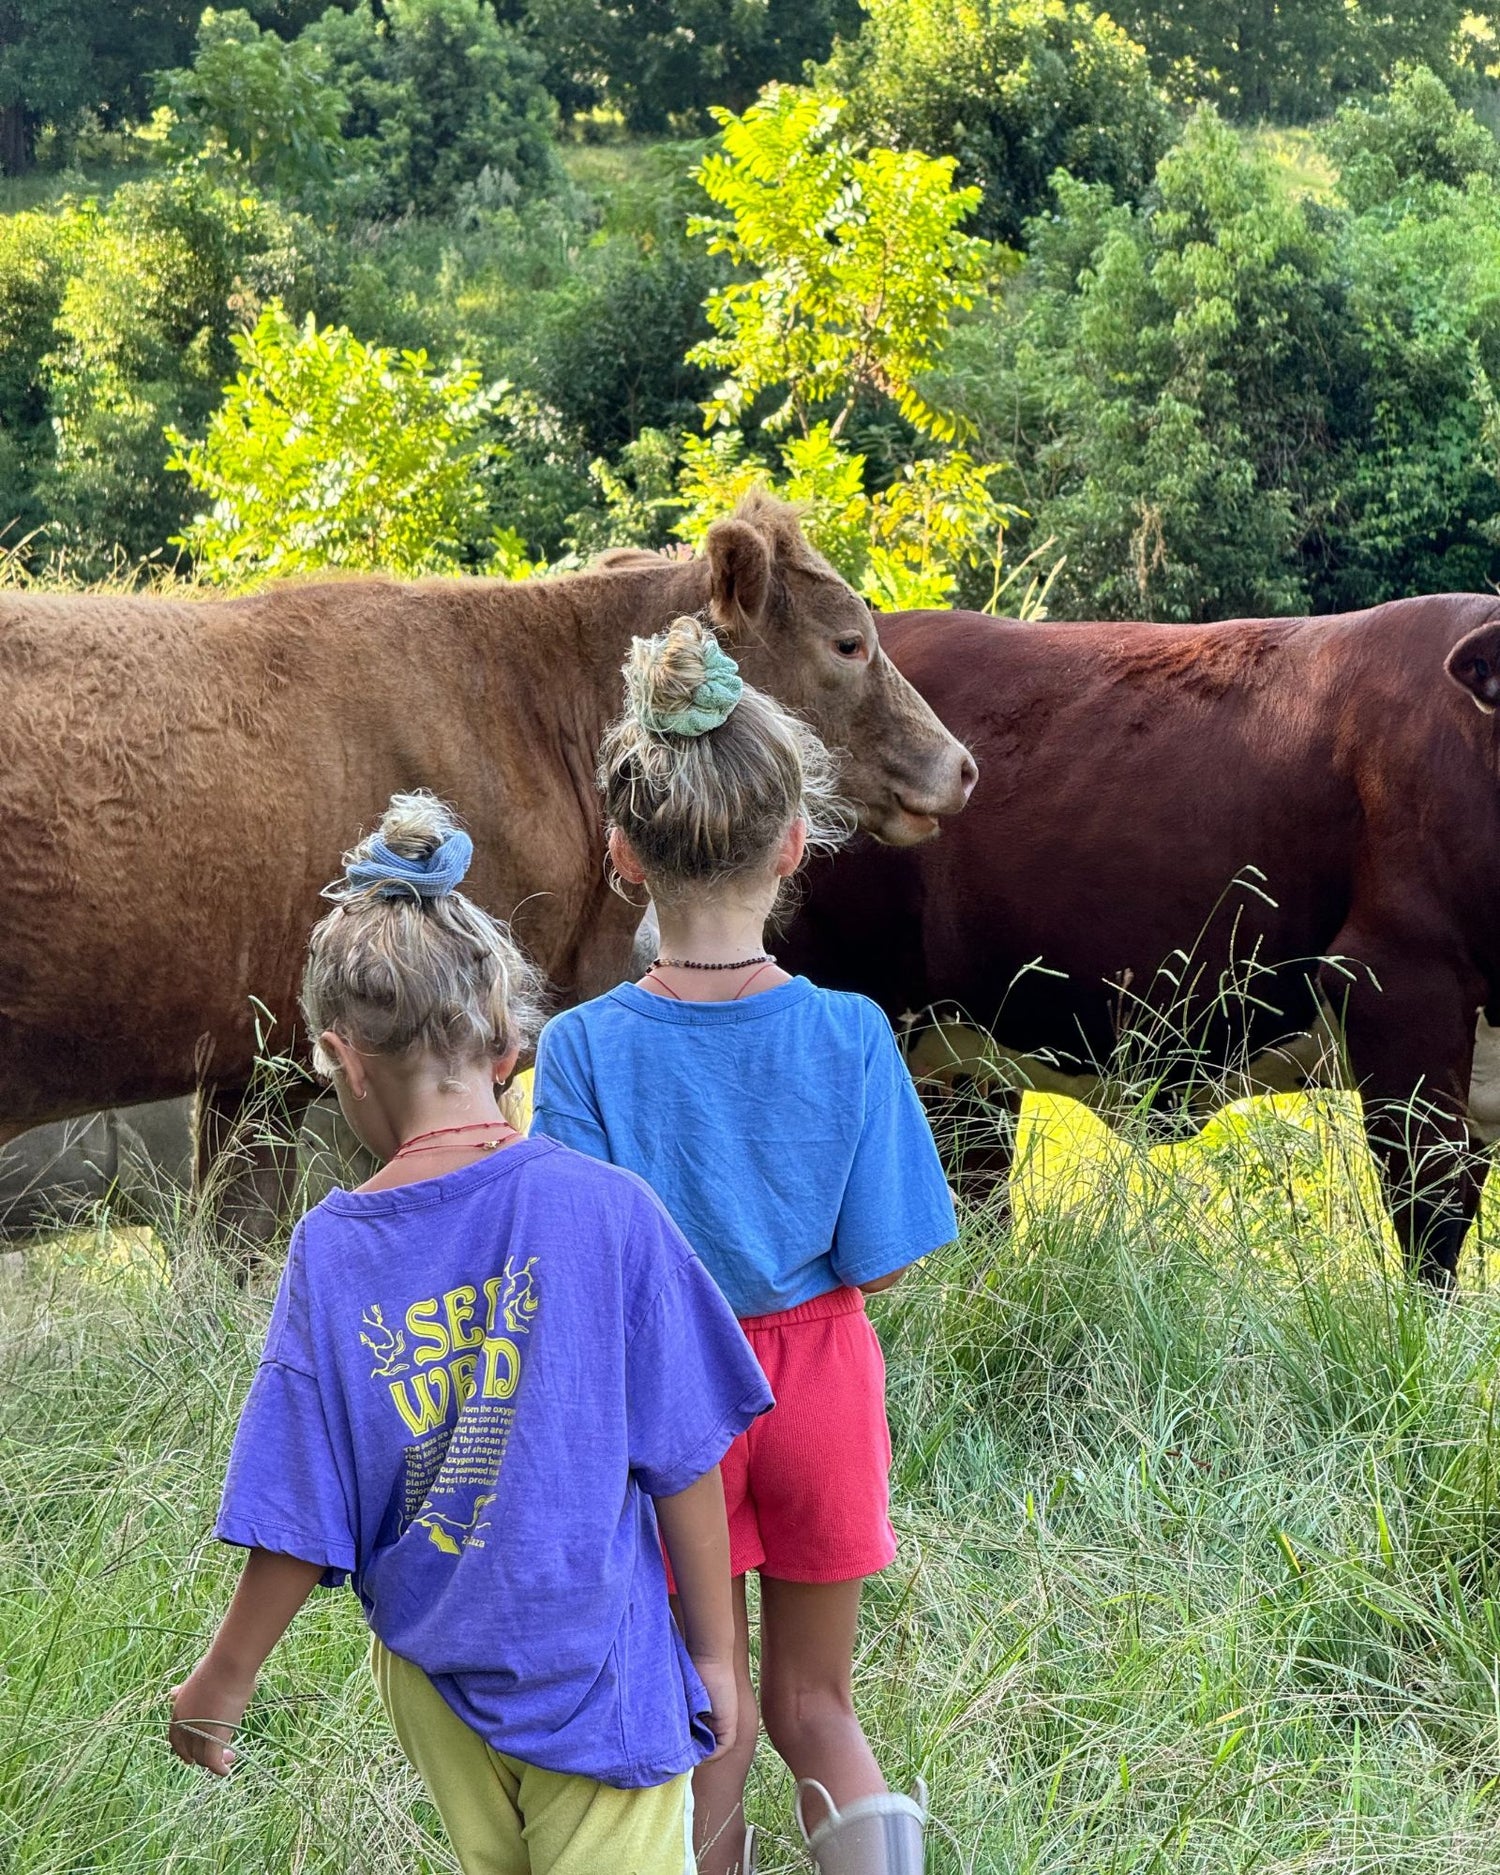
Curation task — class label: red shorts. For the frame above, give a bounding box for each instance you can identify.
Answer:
[722,1285,897,1584]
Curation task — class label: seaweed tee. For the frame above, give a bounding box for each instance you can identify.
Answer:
[214,1136,771,1788]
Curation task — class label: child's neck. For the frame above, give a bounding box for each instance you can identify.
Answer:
[644,890,790,1004]
[357,1068,519,1193]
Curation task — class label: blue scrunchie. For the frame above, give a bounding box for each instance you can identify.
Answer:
[345,829,474,901]
[641,638,744,738]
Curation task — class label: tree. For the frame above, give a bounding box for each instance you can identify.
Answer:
[305,0,561,217]
[157,8,348,195]
[689,87,989,442]
[503,0,862,131]
[0,1,200,173]
[824,0,1173,245]
[1321,61,1500,213]
[1105,0,1500,122]
[979,110,1344,620]
[166,304,503,580]
[36,171,322,574]
[678,87,1018,608]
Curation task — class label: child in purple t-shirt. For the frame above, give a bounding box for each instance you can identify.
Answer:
[170,792,771,1875]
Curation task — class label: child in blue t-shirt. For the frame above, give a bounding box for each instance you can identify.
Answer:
[170,792,771,1875]
[533,620,958,1875]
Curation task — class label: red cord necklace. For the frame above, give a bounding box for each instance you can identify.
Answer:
[391,1119,521,1161]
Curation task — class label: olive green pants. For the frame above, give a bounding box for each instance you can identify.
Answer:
[370,1638,694,1875]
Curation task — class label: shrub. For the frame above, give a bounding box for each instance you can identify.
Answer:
[307,0,561,220]
[166,303,502,580]
[37,170,322,575]
[824,0,1174,246]
[157,7,348,196]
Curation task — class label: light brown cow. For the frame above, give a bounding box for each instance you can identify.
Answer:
[0,495,974,1227]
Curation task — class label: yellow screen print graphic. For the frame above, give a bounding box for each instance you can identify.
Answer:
[363,1256,541,1555]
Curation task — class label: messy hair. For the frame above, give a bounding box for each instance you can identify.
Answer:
[599,615,853,899]
[301,792,546,1078]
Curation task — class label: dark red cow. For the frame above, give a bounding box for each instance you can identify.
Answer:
[781,599,1500,1283]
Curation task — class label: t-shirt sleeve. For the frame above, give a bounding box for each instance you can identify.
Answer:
[625,1206,773,1499]
[533,1014,611,1161]
[831,1007,958,1288]
[214,1224,358,1585]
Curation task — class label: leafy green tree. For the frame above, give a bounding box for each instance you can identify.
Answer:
[36,171,321,574]
[690,87,989,442]
[0,208,79,540]
[824,0,1173,246]
[676,88,1016,607]
[167,304,502,579]
[1321,61,1500,212]
[305,0,561,217]
[526,238,715,454]
[0,1,200,171]
[979,110,1343,620]
[158,8,348,195]
[503,0,861,131]
[1106,0,1500,122]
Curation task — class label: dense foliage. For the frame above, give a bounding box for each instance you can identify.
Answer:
[824,0,1174,244]
[3,2,1500,615]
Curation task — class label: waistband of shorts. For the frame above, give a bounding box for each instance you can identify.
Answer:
[737,1285,866,1333]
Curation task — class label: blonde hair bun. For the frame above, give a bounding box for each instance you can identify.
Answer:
[601,623,853,899]
[302,792,547,1075]
[626,618,744,739]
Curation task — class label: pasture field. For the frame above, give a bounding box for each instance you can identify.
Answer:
[6,1092,1500,1873]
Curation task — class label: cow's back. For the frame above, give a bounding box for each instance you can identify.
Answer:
[788,597,1500,1065]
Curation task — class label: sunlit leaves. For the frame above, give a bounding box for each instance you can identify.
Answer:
[166,304,502,581]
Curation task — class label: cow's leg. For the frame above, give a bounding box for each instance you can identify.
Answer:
[193,1081,309,1257]
[1321,949,1485,1287]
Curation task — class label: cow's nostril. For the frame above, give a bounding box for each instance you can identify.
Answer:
[959,751,979,798]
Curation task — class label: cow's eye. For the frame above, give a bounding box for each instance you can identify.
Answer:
[835,636,864,658]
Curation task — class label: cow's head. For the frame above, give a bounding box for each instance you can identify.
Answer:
[1447,619,1500,712]
[700,493,976,842]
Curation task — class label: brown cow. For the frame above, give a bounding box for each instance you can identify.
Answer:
[781,597,1500,1284]
[0,495,975,1230]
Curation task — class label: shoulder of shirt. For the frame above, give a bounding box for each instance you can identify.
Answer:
[529,1140,676,1216]
[539,994,619,1041]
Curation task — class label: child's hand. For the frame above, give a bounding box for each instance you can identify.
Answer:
[694,1653,738,1761]
[169,1659,255,1776]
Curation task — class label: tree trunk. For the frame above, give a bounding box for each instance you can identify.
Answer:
[0,103,32,175]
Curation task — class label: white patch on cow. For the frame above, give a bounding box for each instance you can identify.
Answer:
[901,1005,1346,1117]
[1467,1015,1500,1146]
[904,1004,1500,1147]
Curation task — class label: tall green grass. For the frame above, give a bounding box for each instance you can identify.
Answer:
[6,1091,1500,1871]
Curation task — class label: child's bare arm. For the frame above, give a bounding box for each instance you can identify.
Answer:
[859,1262,911,1294]
[654,1467,737,1758]
[169,1548,326,1775]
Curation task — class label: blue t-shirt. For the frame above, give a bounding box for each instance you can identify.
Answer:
[214,1136,772,1788]
[533,978,957,1318]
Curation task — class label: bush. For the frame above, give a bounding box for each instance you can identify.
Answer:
[35,170,322,575]
[525,236,716,455]
[974,110,1342,620]
[1321,61,1500,213]
[824,0,1174,246]
[307,0,562,220]
[167,303,503,580]
[157,7,348,196]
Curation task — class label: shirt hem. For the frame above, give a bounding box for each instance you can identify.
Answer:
[638,1384,774,1499]
[214,1515,356,1577]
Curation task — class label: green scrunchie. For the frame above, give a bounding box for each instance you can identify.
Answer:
[641,638,744,737]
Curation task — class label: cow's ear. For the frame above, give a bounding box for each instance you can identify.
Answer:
[704,515,772,635]
[1446,623,1500,712]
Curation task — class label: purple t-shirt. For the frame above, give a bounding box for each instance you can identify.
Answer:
[215,1136,771,1787]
